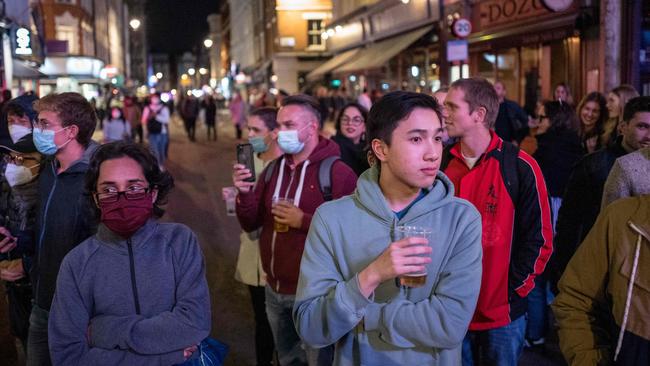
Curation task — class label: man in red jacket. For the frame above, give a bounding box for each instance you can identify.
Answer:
[441,78,553,366]
[233,94,357,366]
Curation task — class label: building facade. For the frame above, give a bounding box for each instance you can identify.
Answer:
[37,0,130,99]
[0,0,47,95]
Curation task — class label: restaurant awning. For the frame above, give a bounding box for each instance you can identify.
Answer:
[333,26,432,73]
[306,48,360,81]
[12,59,46,79]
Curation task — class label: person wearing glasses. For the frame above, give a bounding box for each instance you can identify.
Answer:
[0,93,42,360]
[331,102,370,176]
[10,92,99,366]
[47,142,211,365]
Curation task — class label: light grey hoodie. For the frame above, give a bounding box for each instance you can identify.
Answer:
[293,165,483,365]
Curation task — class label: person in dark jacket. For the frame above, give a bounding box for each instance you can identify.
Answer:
[0,92,99,366]
[181,96,200,142]
[48,142,211,365]
[202,95,218,141]
[550,96,650,291]
[526,100,582,346]
[331,102,370,176]
[0,94,42,357]
[493,81,529,144]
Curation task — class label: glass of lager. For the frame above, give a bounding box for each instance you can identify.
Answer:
[395,225,432,288]
[272,197,294,233]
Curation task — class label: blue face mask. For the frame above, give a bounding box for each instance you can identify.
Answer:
[277,130,304,154]
[248,136,268,153]
[33,127,71,155]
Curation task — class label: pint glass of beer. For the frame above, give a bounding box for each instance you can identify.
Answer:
[395,225,432,288]
[272,197,294,233]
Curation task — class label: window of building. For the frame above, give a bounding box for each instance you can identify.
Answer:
[307,20,323,48]
[56,25,78,54]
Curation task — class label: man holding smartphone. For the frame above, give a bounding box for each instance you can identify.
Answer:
[233,95,357,365]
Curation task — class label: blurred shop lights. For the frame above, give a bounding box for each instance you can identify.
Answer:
[129,19,141,30]
[188,68,196,75]
[204,39,213,48]
[155,72,163,79]
[199,68,207,75]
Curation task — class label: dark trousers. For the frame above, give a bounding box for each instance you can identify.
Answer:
[206,122,217,141]
[133,124,144,143]
[27,305,51,366]
[184,118,197,141]
[235,125,243,140]
[249,285,275,366]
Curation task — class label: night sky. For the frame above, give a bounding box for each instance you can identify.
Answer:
[145,0,220,54]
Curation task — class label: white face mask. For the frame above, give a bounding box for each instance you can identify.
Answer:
[8,124,32,144]
[4,163,37,187]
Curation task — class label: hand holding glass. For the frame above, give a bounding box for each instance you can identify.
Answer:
[395,226,432,288]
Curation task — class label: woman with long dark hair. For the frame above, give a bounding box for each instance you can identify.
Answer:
[526,100,583,348]
[576,92,608,154]
[331,102,370,176]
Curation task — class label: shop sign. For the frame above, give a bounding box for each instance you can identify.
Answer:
[14,27,33,56]
[447,40,468,62]
[476,0,562,30]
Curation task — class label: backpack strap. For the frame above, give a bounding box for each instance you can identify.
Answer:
[440,144,454,172]
[263,159,278,184]
[265,156,339,201]
[318,156,339,202]
[499,141,520,204]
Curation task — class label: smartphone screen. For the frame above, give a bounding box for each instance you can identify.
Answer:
[237,143,256,182]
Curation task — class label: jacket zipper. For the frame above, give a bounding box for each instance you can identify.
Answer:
[34,162,58,303]
[127,238,141,315]
[270,168,297,292]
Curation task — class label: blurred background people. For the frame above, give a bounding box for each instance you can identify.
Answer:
[331,102,369,176]
[102,106,131,144]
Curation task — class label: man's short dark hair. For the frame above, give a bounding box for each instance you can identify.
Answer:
[250,106,278,131]
[623,96,650,122]
[281,94,323,127]
[33,92,97,146]
[85,141,174,218]
[450,78,499,129]
[366,91,442,146]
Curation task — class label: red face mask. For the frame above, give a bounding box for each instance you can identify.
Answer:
[99,192,154,238]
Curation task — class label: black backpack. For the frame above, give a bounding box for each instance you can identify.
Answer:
[441,141,520,204]
[264,156,340,201]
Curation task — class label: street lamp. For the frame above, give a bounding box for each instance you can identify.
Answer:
[155,72,163,79]
[199,68,207,75]
[129,19,141,30]
[188,68,196,76]
[203,38,213,48]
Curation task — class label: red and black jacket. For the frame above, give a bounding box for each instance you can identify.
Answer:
[442,131,553,331]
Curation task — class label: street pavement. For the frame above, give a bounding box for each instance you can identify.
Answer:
[0,110,567,365]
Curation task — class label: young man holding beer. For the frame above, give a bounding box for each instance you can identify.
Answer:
[293,91,483,365]
[233,94,357,365]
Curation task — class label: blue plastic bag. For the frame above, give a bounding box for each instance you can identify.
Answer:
[176,337,229,366]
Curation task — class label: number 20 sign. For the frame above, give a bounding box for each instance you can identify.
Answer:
[452,18,472,38]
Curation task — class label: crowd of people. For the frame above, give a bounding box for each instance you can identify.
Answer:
[0,76,646,366]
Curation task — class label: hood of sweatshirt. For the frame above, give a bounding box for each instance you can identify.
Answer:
[353,164,456,227]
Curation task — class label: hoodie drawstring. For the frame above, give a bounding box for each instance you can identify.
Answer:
[269,157,310,292]
[614,233,642,362]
